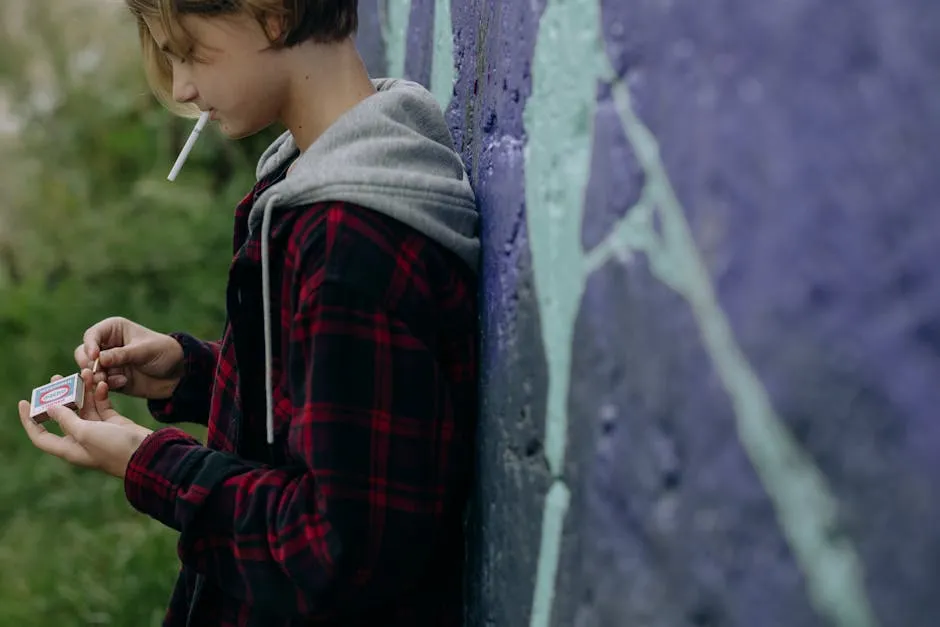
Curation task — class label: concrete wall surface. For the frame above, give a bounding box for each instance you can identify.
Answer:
[357,1,940,625]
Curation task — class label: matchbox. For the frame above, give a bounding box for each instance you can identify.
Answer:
[29,373,84,422]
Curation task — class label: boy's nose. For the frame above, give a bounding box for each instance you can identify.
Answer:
[172,74,198,104]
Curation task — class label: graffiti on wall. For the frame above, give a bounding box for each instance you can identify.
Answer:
[524,2,875,627]
[362,0,913,625]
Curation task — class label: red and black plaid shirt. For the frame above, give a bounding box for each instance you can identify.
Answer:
[123,161,478,626]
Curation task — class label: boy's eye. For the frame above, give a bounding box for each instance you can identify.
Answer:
[163,46,194,64]
[180,47,201,64]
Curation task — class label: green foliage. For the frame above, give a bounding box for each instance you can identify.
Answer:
[0,1,281,624]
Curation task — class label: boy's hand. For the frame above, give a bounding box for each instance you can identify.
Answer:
[18,370,152,478]
[75,316,185,400]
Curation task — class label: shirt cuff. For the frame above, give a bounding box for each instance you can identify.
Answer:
[124,426,203,531]
[146,332,212,424]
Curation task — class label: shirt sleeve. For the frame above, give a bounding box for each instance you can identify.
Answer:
[123,268,458,619]
[146,332,220,427]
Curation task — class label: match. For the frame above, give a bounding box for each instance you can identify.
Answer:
[167,110,211,182]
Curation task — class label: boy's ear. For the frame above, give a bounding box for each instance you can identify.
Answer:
[262,12,286,44]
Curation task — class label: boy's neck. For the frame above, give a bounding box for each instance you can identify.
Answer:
[278,38,377,153]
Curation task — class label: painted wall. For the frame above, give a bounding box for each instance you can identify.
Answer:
[358,1,940,626]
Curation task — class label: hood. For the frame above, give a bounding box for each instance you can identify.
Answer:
[249,78,479,444]
[250,77,479,267]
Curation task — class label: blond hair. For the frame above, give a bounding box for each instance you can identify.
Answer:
[125,0,359,116]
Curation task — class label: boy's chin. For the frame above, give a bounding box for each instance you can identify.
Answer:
[217,117,272,141]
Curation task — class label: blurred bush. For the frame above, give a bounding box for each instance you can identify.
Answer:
[0,1,280,624]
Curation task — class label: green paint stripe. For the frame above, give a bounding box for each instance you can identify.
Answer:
[529,482,571,627]
[582,195,655,276]
[600,77,879,627]
[523,0,605,478]
[430,0,455,109]
[383,0,411,79]
[523,0,604,624]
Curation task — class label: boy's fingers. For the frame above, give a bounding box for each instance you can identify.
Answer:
[78,369,99,420]
[93,381,117,418]
[74,344,91,370]
[18,400,37,430]
[83,337,99,362]
[46,404,85,439]
[19,401,64,451]
[20,401,54,444]
[93,368,109,385]
[98,346,126,368]
[20,401,95,467]
[100,338,156,369]
[83,318,119,362]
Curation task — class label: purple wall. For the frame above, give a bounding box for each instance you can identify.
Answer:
[361,0,940,625]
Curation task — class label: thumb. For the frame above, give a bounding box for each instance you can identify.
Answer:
[99,343,150,369]
[46,404,85,439]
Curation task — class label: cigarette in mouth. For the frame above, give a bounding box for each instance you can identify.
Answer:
[167,110,211,182]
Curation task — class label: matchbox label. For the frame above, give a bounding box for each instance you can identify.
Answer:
[30,374,81,417]
[38,383,71,405]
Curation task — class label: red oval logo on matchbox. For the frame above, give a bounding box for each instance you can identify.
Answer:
[39,384,71,405]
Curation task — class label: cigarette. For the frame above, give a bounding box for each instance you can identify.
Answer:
[167,110,211,182]
[92,358,100,374]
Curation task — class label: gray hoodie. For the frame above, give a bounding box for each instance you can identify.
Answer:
[246,78,479,444]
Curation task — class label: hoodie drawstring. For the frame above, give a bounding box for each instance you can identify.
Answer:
[185,197,277,627]
[260,194,278,445]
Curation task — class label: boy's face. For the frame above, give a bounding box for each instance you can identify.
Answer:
[145,13,288,139]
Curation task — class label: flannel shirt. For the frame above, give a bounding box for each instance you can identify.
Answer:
[123,161,478,626]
